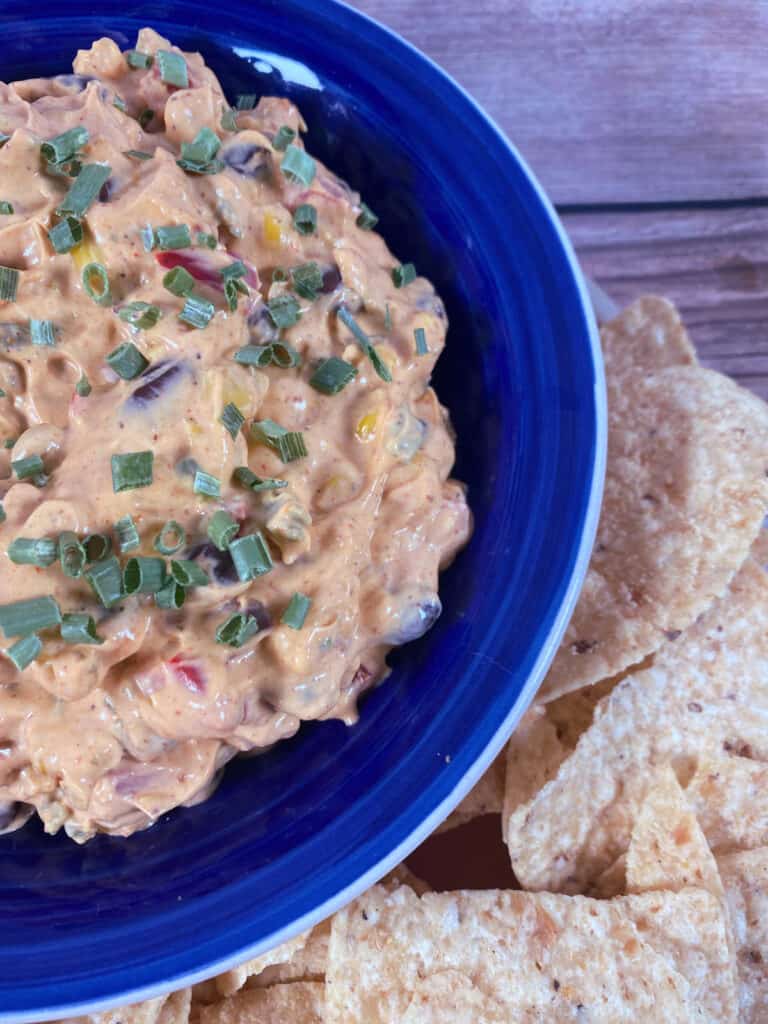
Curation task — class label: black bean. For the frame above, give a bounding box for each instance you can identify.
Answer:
[187,542,240,585]
[244,600,272,631]
[222,143,270,179]
[387,593,442,644]
[246,303,279,345]
[321,264,342,294]
[99,177,117,203]
[127,360,185,408]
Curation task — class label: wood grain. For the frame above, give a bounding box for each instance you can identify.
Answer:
[349,0,768,206]
[563,204,768,398]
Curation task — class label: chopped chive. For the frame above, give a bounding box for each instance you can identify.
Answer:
[221,260,247,282]
[0,266,19,302]
[170,559,209,587]
[207,509,239,551]
[356,203,378,230]
[228,532,273,581]
[163,265,195,297]
[290,261,323,301]
[197,231,217,249]
[0,503,5,523]
[221,107,237,133]
[48,216,84,253]
[233,466,288,492]
[384,304,392,331]
[177,156,223,176]
[250,419,307,463]
[0,201,13,215]
[180,127,220,164]
[414,327,429,355]
[270,340,301,368]
[224,278,244,312]
[157,50,188,88]
[61,613,103,645]
[153,520,186,555]
[215,611,260,647]
[141,224,155,252]
[83,533,111,562]
[75,373,92,397]
[124,149,153,161]
[58,531,86,578]
[293,203,317,235]
[235,94,257,110]
[272,125,296,152]
[0,133,9,148]
[234,344,273,367]
[155,580,186,609]
[221,402,245,440]
[40,126,89,166]
[118,301,162,330]
[0,595,61,637]
[82,262,111,306]
[337,306,392,383]
[126,49,153,69]
[0,388,4,397]
[111,450,153,492]
[280,144,315,186]
[114,514,140,552]
[124,556,167,595]
[138,108,154,130]
[392,262,416,288]
[282,592,311,629]
[3,439,16,449]
[12,454,45,481]
[193,469,221,498]
[8,537,57,567]
[107,342,149,380]
[85,555,123,607]
[6,633,42,670]
[113,94,127,113]
[155,224,191,250]
[267,294,300,329]
[272,267,288,284]
[310,356,358,395]
[30,320,56,347]
[57,163,111,217]
[179,294,215,329]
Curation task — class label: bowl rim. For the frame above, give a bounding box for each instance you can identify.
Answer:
[0,2,606,1018]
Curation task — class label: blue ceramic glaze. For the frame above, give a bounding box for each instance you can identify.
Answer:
[0,2,606,1018]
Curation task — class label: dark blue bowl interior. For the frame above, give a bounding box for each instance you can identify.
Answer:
[0,2,603,1017]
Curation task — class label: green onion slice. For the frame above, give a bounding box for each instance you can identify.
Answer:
[356,203,378,230]
[280,144,315,186]
[233,466,288,492]
[57,163,111,217]
[84,533,112,562]
[0,201,14,215]
[153,520,186,555]
[6,633,42,670]
[114,514,140,552]
[138,108,154,130]
[220,402,245,440]
[235,94,257,110]
[155,224,191,250]
[8,537,57,567]
[58,530,87,578]
[107,341,149,380]
[414,327,429,355]
[0,595,61,637]
[61,613,103,645]
[234,344,273,368]
[126,49,153,69]
[384,304,392,331]
[272,125,296,152]
[228,532,273,581]
[0,503,5,523]
[157,50,188,88]
[193,469,221,498]
[163,265,194,296]
[48,216,84,254]
[250,419,307,463]
[30,320,56,347]
[82,262,112,306]
[12,454,45,481]
[124,556,167,595]
[281,592,311,629]
[41,126,89,166]
[124,149,153,161]
[197,231,217,249]
[118,301,161,330]
[310,356,358,395]
[0,266,19,302]
[215,611,260,647]
[392,262,416,288]
[270,341,301,368]
[290,261,323,300]
[85,555,123,607]
[155,581,186,609]
[207,509,239,551]
[272,267,288,284]
[292,203,316,235]
[177,127,224,174]
[221,107,237,133]
[337,306,392,383]
[75,374,91,397]
[179,294,215,329]
[170,559,209,588]
[266,294,300,329]
[111,450,153,492]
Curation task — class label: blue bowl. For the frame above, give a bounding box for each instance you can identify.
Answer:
[0,2,605,1018]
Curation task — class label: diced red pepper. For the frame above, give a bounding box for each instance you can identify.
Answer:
[168,654,206,693]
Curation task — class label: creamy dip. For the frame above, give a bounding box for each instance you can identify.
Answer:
[0,29,470,841]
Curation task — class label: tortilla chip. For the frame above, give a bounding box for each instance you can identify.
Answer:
[589,856,627,899]
[211,930,312,998]
[751,528,768,569]
[401,970,507,1022]
[198,982,324,1024]
[626,764,723,899]
[719,847,768,1023]
[506,558,768,893]
[438,751,506,832]
[540,312,768,702]
[599,296,697,380]
[686,754,768,854]
[325,884,736,1022]
[248,922,330,988]
[61,991,191,1024]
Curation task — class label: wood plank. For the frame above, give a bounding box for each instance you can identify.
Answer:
[562,204,768,399]
[350,0,768,206]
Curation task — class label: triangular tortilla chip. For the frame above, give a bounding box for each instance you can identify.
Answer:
[326,884,736,1022]
[540,298,768,702]
[505,559,768,893]
[719,847,768,1024]
[249,921,330,988]
[61,990,191,1024]
[210,930,312,999]
[198,982,324,1024]
[686,754,768,854]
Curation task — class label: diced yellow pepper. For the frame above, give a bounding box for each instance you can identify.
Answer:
[355,411,378,441]
[70,231,106,274]
[263,212,282,247]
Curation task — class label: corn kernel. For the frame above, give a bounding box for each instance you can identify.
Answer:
[71,231,106,274]
[355,411,378,441]
[263,212,282,247]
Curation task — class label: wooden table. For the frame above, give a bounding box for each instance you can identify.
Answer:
[348,0,768,888]
[351,0,768,399]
